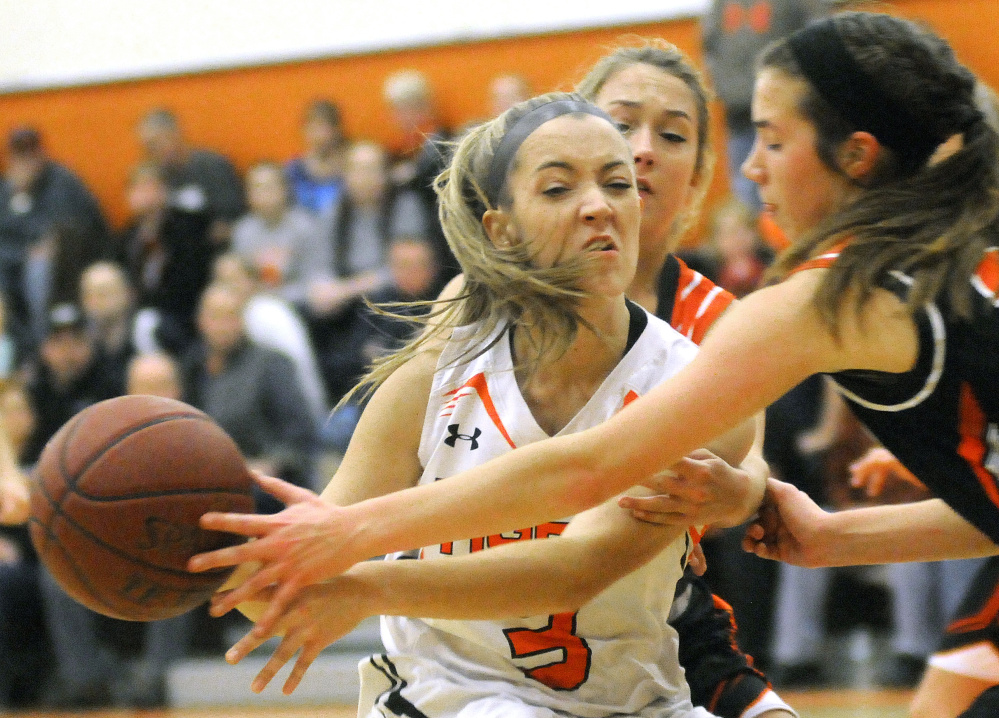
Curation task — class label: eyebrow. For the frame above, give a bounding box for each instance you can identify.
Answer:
[606,100,692,121]
[534,159,630,174]
[752,119,772,129]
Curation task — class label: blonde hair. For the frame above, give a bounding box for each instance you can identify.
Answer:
[576,38,715,248]
[341,92,613,406]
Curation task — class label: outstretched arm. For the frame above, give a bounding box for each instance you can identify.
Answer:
[743,478,999,567]
[227,490,686,694]
[223,415,754,695]
[194,272,920,633]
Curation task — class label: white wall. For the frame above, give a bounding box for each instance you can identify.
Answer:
[0,0,708,93]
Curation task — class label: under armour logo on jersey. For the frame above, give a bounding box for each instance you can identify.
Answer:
[444,424,481,450]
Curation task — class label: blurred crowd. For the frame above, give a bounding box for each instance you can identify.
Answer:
[0,68,477,710]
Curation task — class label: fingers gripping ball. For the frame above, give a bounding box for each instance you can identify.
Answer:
[28,395,255,621]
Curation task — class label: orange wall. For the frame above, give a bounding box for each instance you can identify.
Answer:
[0,0,996,236]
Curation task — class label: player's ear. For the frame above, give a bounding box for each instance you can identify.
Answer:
[839,131,882,182]
[482,208,516,249]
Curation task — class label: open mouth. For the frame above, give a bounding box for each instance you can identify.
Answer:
[636,178,652,195]
[586,237,617,252]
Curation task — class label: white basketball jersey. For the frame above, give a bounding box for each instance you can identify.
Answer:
[367,306,705,718]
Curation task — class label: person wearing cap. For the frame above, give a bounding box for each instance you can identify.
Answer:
[22,303,117,463]
[0,128,110,338]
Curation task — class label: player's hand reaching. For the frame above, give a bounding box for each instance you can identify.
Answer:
[848,447,928,498]
[742,477,829,567]
[189,473,366,638]
[618,449,760,528]
[216,574,371,696]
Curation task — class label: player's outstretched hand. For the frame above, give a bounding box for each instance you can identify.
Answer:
[189,473,362,637]
[619,449,759,528]
[217,576,370,695]
[849,447,927,498]
[742,478,828,567]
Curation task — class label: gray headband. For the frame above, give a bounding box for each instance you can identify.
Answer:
[484,98,616,207]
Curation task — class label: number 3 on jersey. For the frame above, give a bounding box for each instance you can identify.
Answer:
[503,612,592,690]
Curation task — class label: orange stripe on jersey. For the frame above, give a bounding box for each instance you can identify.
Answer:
[622,390,639,407]
[956,383,999,511]
[712,593,736,617]
[671,259,735,344]
[973,247,999,299]
[442,372,517,449]
[788,241,850,275]
[947,578,999,633]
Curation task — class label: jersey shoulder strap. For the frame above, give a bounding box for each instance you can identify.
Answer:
[657,255,735,345]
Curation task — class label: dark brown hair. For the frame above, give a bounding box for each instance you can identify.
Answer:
[765,12,999,327]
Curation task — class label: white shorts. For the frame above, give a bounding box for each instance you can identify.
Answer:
[358,654,719,718]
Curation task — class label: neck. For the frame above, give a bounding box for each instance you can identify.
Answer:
[259,207,286,226]
[306,148,343,176]
[629,239,672,314]
[95,319,128,352]
[513,297,631,435]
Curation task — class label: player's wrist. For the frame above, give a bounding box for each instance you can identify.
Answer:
[344,561,396,618]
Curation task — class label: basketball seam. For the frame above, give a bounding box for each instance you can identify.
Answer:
[28,515,216,621]
[32,472,236,580]
[57,410,252,499]
[59,412,222,493]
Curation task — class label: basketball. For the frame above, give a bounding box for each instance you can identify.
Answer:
[28,394,256,622]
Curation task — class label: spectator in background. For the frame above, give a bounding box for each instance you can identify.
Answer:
[181,283,319,514]
[211,252,328,428]
[25,303,120,709]
[23,303,118,464]
[0,381,50,710]
[78,261,140,398]
[231,161,320,296]
[321,234,442,453]
[701,0,829,212]
[114,162,216,355]
[488,72,533,118]
[0,127,110,340]
[0,294,29,384]
[303,140,428,404]
[286,99,348,216]
[383,69,458,286]
[136,108,245,245]
[363,234,441,355]
[704,196,773,298]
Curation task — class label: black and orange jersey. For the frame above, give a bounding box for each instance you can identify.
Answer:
[657,254,736,345]
[657,254,780,717]
[812,247,999,543]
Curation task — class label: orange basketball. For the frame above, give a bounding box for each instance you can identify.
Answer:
[28,394,255,621]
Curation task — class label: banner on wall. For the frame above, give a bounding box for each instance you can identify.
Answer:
[0,0,709,93]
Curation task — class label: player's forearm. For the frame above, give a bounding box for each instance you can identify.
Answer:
[356,527,677,620]
[817,499,999,565]
[340,434,620,563]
